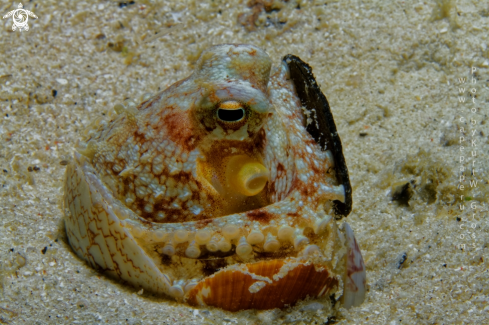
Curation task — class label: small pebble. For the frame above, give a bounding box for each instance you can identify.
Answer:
[396,252,407,269]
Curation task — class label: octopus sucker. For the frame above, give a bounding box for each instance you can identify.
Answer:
[64,44,366,313]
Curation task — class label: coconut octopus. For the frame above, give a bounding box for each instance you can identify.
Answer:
[63,44,366,312]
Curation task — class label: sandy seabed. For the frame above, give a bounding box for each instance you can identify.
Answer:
[0,0,488,324]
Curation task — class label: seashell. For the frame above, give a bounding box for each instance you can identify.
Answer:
[63,44,366,312]
[342,223,367,308]
[186,259,340,311]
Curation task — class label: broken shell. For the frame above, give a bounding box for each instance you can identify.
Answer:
[343,223,367,308]
[64,44,366,312]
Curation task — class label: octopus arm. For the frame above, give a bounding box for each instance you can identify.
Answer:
[283,54,352,218]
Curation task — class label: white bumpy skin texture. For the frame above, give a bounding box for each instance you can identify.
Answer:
[64,44,366,311]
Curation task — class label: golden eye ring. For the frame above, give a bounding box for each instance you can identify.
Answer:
[216,100,246,123]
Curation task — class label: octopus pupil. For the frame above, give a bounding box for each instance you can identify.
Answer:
[217,108,245,122]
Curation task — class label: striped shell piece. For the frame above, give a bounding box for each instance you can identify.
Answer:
[64,44,366,311]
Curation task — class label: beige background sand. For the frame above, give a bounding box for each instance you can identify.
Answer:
[0,0,488,324]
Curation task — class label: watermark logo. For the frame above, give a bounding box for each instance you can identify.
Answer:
[3,3,38,32]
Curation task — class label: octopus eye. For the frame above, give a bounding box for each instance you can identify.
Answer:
[216,100,246,123]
